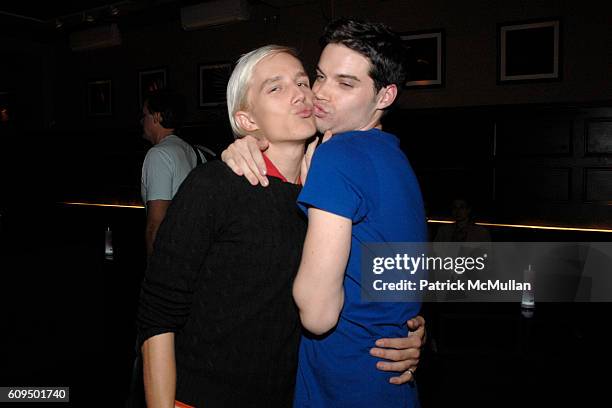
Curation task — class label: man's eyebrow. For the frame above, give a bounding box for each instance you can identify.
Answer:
[295,71,308,79]
[315,67,360,82]
[260,76,282,91]
[337,74,360,82]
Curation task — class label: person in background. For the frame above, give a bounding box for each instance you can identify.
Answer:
[434,197,491,242]
[140,89,207,256]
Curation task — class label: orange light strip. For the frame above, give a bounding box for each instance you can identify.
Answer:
[427,219,455,224]
[61,201,144,209]
[428,219,612,233]
[58,203,612,232]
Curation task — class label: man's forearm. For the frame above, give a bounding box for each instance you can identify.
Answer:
[145,199,171,256]
[142,332,177,408]
[145,223,160,256]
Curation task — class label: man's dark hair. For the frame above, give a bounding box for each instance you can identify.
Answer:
[144,89,186,130]
[320,18,408,95]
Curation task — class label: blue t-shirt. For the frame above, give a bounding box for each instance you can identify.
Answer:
[294,128,427,408]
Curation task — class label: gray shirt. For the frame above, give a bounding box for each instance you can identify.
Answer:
[141,135,205,204]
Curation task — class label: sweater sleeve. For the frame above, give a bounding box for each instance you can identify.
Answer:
[136,165,219,348]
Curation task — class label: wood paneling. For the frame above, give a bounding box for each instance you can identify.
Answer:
[584,168,612,202]
[496,119,572,157]
[417,167,494,213]
[585,119,612,155]
[400,104,612,228]
[496,167,571,202]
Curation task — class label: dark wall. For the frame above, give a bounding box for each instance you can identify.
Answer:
[386,104,612,229]
[24,0,612,131]
[52,1,328,132]
[0,36,53,130]
[335,0,612,108]
[1,0,610,227]
[2,1,611,130]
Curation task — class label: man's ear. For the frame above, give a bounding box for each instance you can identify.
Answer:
[375,84,398,110]
[235,110,259,133]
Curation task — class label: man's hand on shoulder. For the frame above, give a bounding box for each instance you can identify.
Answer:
[220,135,269,186]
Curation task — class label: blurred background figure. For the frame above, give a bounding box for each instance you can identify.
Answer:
[140,89,210,256]
[434,197,491,243]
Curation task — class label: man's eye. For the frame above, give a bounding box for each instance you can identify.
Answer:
[269,87,279,93]
[315,74,324,80]
[297,82,309,87]
[340,82,353,88]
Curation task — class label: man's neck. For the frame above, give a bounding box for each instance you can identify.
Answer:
[265,142,304,184]
[355,110,383,132]
[153,129,174,145]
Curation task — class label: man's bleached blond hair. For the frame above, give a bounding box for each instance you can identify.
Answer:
[227,45,298,137]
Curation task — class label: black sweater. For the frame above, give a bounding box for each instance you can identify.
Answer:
[137,161,306,407]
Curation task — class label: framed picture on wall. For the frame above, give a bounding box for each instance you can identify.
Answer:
[199,63,232,108]
[401,30,444,88]
[0,91,15,123]
[498,19,561,83]
[138,67,167,108]
[87,79,112,116]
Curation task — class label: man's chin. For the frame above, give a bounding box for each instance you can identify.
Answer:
[315,118,329,133]
[315,122,333,134]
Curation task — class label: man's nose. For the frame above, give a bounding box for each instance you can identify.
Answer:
[312,81,328,101]
[292,84,308,104]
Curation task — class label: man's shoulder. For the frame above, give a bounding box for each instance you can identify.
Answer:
[313,132,378,174]
[190,159,229,177]
[155,135,191,154]
[145,142,176,161]
[315,133,362,159]
[187,160,245,188]
[143,146,173,173]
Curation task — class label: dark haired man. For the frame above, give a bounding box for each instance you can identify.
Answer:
[223,18,426,407]
[310,17,409,134]
[141,89,206,255]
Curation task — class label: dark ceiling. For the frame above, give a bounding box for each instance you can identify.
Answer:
[0,0,313,41]
[0,0,216,21]
[0,0,302,22]
[0,0,119,21]
[0,0,210,40]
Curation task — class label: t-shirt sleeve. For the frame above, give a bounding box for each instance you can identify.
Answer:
[142,147,174,202]
[297,140,368,222]
[136,166,218,347]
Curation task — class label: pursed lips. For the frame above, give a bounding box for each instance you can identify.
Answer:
[297,108,313,118]
[313,103,328,117]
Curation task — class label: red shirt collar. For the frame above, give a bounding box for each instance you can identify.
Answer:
[263,153,301,185]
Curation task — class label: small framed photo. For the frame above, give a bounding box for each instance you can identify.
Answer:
[199,63,232,108]
[0,91,15,123]
[498,19,561,83]
[87,79,112,116]
[138,67,167,108]
[401,30,444,88]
